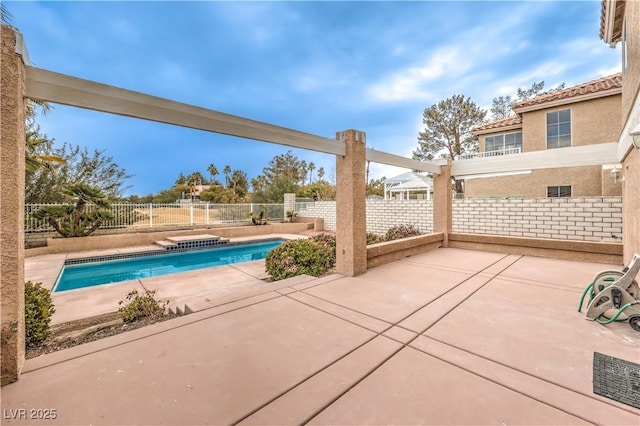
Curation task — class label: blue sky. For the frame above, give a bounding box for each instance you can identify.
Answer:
[7,1,620,197]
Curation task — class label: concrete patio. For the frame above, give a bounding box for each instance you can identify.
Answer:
[2,248,639,425]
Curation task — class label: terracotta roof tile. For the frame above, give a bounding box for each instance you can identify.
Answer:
[473,115,521,133]
[512,73,622,111]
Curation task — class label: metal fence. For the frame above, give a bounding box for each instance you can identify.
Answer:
[25,203,285,233]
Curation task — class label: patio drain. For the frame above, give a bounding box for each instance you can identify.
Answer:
[593,352,640,409]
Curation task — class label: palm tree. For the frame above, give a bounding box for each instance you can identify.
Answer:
[223,165,232,187]
[317,167,325,182]
[25,128,65,173]
[300,161,308,186]
[308,162,315,185]
[33,183,113,237]
[186,172,204,201]
[207,163,218,185]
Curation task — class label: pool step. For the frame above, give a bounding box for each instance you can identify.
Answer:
[154,234,230,251]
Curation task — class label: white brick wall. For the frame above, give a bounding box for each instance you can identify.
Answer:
[297,199,433,235]
[297,197,623,242]
[453,197,623,242]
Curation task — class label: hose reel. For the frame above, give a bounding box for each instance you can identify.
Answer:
[579,253,640,332]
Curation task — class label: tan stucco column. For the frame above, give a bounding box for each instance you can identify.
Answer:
[1,25,27,385]
[433,161,452,247]
[335,129,367,276]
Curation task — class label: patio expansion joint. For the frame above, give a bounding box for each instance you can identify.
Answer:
[235,255,529,425]
[413,334,640,421]
[22,290,286,375]
[415,254,525,334]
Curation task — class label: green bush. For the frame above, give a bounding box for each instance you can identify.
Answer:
[384,224,422,241]
[309,234,336,267]
[366,232,385,245]
[118,290,168,323]
[266,237,334,281]
[25,281,55,349]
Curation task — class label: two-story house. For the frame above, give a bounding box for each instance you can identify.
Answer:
[467,73,623,198]
[600,0,640,262]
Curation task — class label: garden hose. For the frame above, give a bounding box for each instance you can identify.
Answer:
[595,301,640,325]
[578,282,594,313]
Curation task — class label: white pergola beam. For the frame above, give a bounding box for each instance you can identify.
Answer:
[366,148,441,175]
[451,143,619,177]
[24,66,346,156]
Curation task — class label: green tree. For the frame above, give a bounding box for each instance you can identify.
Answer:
[252,150,304,203]
[317,166,325,182]
[186,171,205,201]
[207,163,219,184]
[223,165,232,187]
[175,173,187,185]
[413,95,486,194]
[308,162,315,185]
[26,141,132,204]
[367,177,386,197]
[33,183,114,238]
[230,169,248,198]
[300,160,308,186]
[25,122,65,173]
[297,181,335,200]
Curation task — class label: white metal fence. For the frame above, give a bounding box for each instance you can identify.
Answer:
[25,203,285,233]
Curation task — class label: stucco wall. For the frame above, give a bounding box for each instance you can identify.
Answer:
[622,1,640,122]
[622,148,639,262]
[465,165,622,198]
[521,95,622,152]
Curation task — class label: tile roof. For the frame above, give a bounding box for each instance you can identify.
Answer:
[473,115,521,133]
[512,73,622,111]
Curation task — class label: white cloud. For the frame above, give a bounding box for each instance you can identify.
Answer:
[367,47,467,102]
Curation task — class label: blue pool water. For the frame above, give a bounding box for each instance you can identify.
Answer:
[54,240,283,292]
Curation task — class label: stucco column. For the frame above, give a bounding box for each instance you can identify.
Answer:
[622,148,639,263]
[335,129,367,276]
[1,25,27,385]
[433,161,452,247]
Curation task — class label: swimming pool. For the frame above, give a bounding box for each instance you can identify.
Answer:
[54,239,283,292]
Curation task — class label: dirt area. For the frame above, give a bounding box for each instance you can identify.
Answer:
[26,311,177,359]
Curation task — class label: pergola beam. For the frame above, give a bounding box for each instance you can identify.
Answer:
[24,66,346,156]
[366,148,441,175]
[451,143,619,177]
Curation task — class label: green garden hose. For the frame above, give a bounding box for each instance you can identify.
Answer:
[595,301,640,325]
[578,282,594,313]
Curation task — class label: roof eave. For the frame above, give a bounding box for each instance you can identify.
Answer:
[512,88,622,114]
[601,0,625,44]
[473,123,523,136]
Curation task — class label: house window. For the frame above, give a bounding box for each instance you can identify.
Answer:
[485,132,522,153]
[547,185,572,198]
[547,109,571,149]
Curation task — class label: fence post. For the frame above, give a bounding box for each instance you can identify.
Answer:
[190,204,194,226]
[205,203,209,225]
[433,160,452,246]
[149,203,153,228]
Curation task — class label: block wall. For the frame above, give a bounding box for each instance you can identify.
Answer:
[452,197,623,242]
[297,197,623,242]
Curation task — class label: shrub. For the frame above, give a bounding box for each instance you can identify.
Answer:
[118,290,168,323]
[366,232,385,245]
[25,281,55,349]
[266,238,333,281]
[309,233,336,267]
[384,224,422,241]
